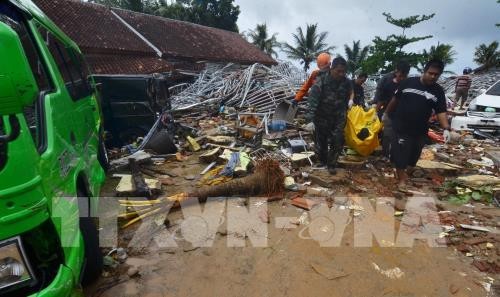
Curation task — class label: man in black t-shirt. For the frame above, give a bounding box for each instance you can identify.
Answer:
[374,61,410,158]
[350,73,368,107]
[384,59,451,188]
[374,61,410,115]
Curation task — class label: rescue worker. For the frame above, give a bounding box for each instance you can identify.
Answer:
[374,61,410,159]
[293,52,331,104]
[306,57,352,174]
[385,59,451,189]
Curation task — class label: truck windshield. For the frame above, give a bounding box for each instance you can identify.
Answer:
[0,2,22,30]
[486,81,500,96]
[1,2,50,90]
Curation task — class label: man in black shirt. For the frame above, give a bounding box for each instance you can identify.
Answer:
[374,61,410,115]
[385,59,451,188]
[350,73,368,107]
[374,61,410,158]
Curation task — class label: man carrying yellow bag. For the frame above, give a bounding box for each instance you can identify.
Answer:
[344,105,383,156]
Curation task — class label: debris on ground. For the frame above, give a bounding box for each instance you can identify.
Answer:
[102,62,500,282]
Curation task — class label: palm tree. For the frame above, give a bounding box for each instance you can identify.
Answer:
[474,41,500,70]
[281,24,335,72]
[497,0,499,27]
[418,43,457,73]
[343,40,369,78]
[247,23,280,58]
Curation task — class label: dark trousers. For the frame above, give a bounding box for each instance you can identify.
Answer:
[314,113,346,168]
[381,115,394,158]
[390,132,426,170]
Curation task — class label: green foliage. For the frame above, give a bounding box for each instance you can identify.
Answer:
[187,0,240,32]
[281,24,335,72]
[247,23,280,58]
[440,180,493,205]
[363,12,435,74]
[382,12,435,32]
[343,40,369,78]
[497,0,500,27]
[417,43,457,73]
[473,41,500,70]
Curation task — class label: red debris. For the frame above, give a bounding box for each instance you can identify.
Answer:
[291,197,318,211]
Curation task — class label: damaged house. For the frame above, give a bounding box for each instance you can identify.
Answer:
[34,0,277,144]
[34,0,276,74]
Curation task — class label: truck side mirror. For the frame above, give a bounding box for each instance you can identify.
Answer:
[0,22,38,115]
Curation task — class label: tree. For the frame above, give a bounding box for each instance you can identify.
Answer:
[343,40,369,78]
[187,0,240,32]
[281,24,335,72]
[247,23,280,58]
[497,0,500,27]
[89,0,241,32]
[154,1,192,20]
[418,43,456,73]
[363,12,435,74]
[474,41,500,70]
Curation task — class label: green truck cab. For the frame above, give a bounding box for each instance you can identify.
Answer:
[0,0,106,296]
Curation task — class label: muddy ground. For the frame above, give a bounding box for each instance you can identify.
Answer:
[85,153,500,297]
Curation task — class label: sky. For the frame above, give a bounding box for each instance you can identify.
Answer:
[235,0,499,74]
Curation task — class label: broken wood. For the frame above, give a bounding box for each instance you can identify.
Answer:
[142,166,176,177]
[139,167,159,178]
[199,147,221,163]
[110,150,151,171]
[188,159,284,201]
[129,158,152,199]
[114,175,161,196]
[291,197,318,210]
[118,207,153,220]
[122,207,162,229]
[200,161,217,175]
[206,143,242,152]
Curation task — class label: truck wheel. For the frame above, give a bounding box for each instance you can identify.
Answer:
[78,191,103,286]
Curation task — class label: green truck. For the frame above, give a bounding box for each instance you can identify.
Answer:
[0,0,106,296]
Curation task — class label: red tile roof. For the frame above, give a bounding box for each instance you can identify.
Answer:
[33,0,276,75]
[34,0,170,74]
[34,0,154,56]
[112,8,277,65]
[85,54,172,74]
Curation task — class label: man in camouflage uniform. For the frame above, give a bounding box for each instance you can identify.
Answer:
[306,57,352,174]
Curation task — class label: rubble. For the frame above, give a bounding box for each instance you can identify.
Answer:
[104,62,500,281]
[441,69,500,102]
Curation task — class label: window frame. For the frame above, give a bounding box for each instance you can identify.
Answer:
[0,3,52,153]
[35,22,93,101]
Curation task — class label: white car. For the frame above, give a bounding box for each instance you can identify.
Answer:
[451,80,500,133]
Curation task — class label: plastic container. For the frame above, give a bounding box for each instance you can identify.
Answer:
[269,120,286,131]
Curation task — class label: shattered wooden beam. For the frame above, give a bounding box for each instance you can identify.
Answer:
[128,158,152,199]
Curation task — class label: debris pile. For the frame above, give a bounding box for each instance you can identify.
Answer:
[171,62,307,112]
[441,69,500,101]
[104,64,499,278]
